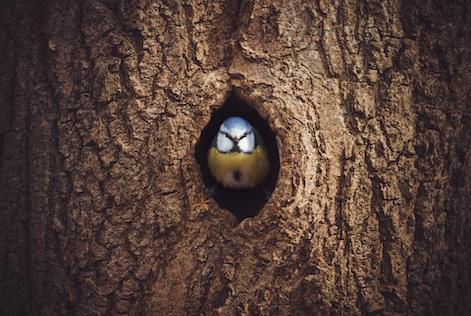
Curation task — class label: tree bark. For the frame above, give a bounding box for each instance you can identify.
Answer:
[1,0,470,315]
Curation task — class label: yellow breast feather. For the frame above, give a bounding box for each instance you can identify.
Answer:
[208,146,270,189]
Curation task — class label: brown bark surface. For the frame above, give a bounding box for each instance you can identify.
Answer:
[1,0,470,315]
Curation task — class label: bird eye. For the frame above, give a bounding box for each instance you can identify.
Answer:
[216,132,234,152]
[237,131,255,153]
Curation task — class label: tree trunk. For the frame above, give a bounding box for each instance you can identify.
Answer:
[1,0,470,315]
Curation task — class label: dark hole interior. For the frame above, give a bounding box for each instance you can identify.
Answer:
[195,92,280,222]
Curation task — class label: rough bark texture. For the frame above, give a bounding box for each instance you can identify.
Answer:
[1,0,470,315]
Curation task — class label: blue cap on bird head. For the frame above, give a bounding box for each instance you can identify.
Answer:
[215,117,256,153]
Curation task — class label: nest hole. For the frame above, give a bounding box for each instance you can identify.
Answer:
[195,93,280,222]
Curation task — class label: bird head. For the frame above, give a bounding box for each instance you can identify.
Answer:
[214,117,256,153]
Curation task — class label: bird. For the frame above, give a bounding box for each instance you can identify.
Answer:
[207,116,270,189]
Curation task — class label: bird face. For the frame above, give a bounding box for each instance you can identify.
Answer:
[215,117,256,153]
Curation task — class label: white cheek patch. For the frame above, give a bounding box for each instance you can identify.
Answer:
[237,131,255,153]
[216,132,234,152]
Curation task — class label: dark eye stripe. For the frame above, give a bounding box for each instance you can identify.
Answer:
[222,130,253,142]
[221,131,234,141]
[216,129,257,154]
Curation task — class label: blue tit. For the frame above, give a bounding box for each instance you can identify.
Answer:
[208,116,270,189]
